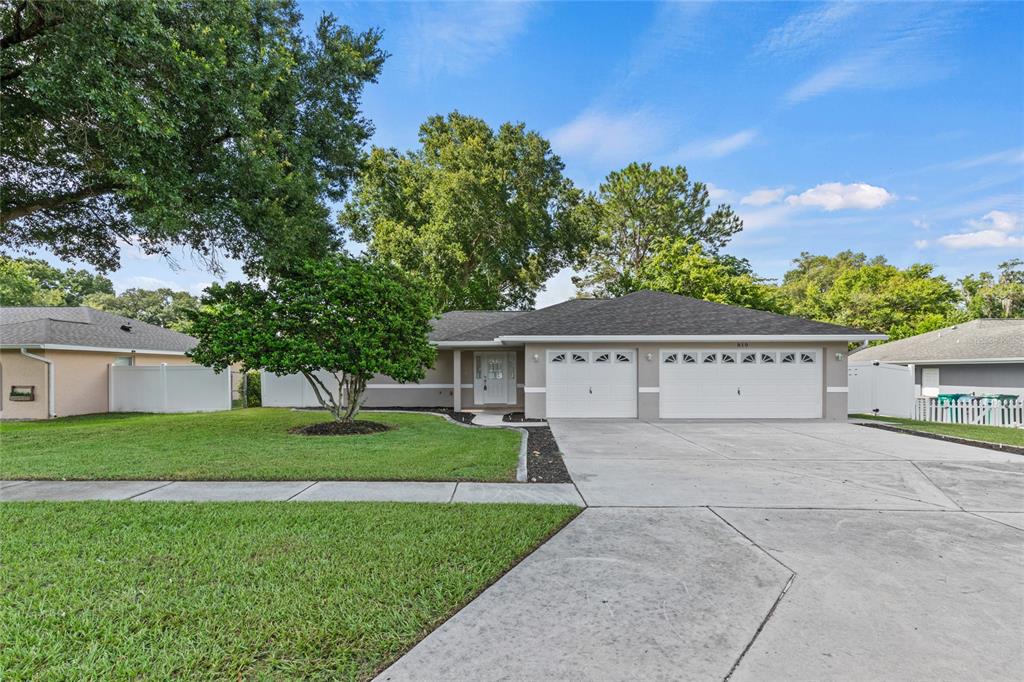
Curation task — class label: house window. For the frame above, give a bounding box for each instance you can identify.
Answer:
[781,352,796,364]
[113,356,134,366]
[615,352,632,363]
[663,352,678,364]
[571,352,588,363]
[800,352,816,364]
[594,353,611,363]
[741,353,757,364]
[681,353,696,364]
[760,353,776,363]
[702,352,718,364]
[550,353,566,363]
[721,352,737,364]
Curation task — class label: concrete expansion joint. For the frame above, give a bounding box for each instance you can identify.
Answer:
[126,481,174,500]
[286,480,320,501]
[706,506,797,575]
[448,482,459,503]
[723,573,796,682]
[909,461,966,511]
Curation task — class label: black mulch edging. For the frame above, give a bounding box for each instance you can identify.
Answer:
[502,411,547,423]
[523,426,572,484]
[289,420,394,436]
[370,406,477,425]
[857,422,1024,456]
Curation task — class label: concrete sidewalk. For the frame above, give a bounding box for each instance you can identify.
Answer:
[0,479,585,505]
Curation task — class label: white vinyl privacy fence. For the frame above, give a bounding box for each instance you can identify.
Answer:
[260,371,339,408]
[109,364,232,413]
[914,397,1024,428]
[848,362,915,418]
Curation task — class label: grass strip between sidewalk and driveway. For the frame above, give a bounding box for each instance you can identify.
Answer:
[0,408,522,481]
[852,413,1024,448]
[0,501,579,681]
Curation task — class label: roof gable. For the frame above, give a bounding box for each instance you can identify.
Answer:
[851,318,1024,363]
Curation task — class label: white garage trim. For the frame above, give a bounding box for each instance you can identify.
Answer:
[659,347,823,419]
[638,387,660,393]
[524,387,546,393]
[826,386,849,393]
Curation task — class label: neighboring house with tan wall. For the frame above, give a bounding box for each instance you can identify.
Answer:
[264,290,885,421]
[1,307,197,420]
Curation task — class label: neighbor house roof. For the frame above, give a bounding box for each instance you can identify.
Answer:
[850,318,1024,364]
[0,307,196,354]
[429,290,882,345]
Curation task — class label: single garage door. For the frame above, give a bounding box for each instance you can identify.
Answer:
[660,349,822,419]
[547,350,637,418]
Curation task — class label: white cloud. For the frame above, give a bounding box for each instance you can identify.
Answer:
[946,147,1024,170]
[113,276,177,293]
[705,182,734,203]
[914,239,930,249]
[536,267,578,308]
[912,218,930,230]
[785,182,895,211]
[677,129,758,160]
[936,210,1024,250]
[741,187,786,207]
[759,1,862,56]
[549,109,666,165]
[400,2,533,79]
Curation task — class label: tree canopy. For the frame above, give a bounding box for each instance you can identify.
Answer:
[0,255,113,305]
[342,111,590,312]
[84,287,199,332]
[957,259,1024,319]
[1,0,385,274]
[776,251,961,338]
[573,162,743,297]
[622,238,780,311]
[186,256,435,423]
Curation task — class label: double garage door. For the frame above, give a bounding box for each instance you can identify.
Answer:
[660,348,822,419]
[545,347,823,419]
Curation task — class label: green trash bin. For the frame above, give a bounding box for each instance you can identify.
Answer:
[936,393,967,404]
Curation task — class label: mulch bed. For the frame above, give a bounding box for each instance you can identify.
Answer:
[502,411,546,423]
[289,421,394,436]
[523,426,572,484]
[371,406,477,425]
[857,422,1024,456]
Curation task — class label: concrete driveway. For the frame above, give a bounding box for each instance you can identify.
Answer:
[378,421,1023,681]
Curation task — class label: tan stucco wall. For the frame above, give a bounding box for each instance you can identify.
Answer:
[0,350,49,420]
[1,349,196,420]
[523,341,850,421]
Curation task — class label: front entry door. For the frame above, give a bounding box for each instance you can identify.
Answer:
[474,352,511,405]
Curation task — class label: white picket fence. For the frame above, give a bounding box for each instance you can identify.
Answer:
[109,364,232,413]
[913,397,1024,428]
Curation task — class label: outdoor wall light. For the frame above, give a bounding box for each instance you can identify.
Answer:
[835,352,845,361]
[645,352,653,361]
[532,353,539,362]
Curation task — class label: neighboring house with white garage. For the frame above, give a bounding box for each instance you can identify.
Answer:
[0,307,198,420]
[263,290,884,421]
[850,318,1024,399]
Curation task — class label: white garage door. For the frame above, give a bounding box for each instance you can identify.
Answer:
[547,350,637,418]
[660,349,822,419]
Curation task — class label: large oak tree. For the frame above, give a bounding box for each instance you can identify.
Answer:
[342,111,591,312]
[1,0,384,274]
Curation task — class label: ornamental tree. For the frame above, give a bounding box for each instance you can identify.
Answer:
[186,256,435,423]
[1,0,384,274]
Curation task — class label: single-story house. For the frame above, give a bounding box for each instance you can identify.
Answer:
[0,307,198,420]
[849,318,1024,398]
[263,290,885,420]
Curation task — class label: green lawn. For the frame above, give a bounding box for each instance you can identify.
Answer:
[852,414,1024,447]
[0,501,577,680]
[0,409,522,481]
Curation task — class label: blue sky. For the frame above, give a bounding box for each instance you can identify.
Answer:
[54,1,1024,306]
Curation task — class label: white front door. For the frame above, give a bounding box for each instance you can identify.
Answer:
[546,350,637,418]
[659,348,823,419]
[474,352,512,405]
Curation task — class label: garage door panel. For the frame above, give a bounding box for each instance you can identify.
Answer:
[660,348,822,419]
[547,349,636,418]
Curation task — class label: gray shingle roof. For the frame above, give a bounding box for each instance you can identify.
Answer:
[430,290,876,342]
[850,319,1024,363]
[428,311,527,342]
[0,307,196,353]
